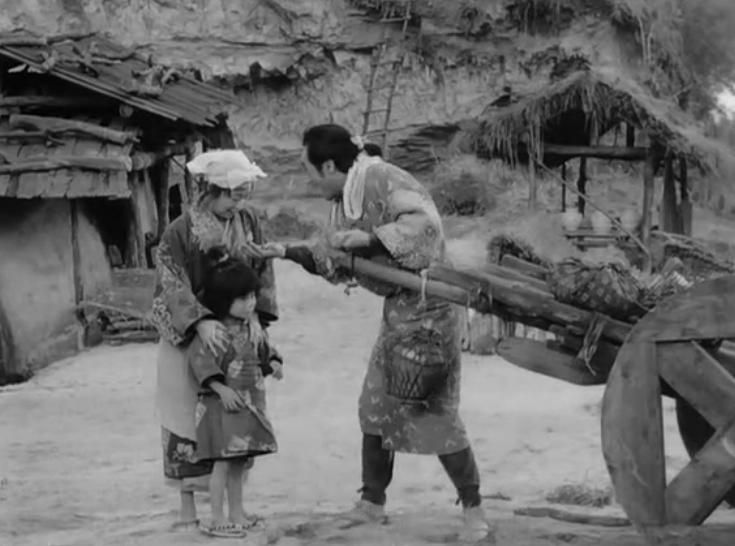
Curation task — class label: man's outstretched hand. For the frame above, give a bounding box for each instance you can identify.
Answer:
[329,229,373,250]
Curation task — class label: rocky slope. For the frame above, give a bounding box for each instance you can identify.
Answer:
[1,1,649,177]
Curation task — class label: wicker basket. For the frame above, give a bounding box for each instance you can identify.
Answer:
[384,328,450,404]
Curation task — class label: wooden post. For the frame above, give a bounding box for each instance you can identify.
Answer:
[661,151,680,233]
[70,200,84,304]
[127,172,148,268]
[528,153,537,210]
[561,162,567,212]
[183,142,195,208]
[641,148,656,249]
[626,124,635,148]
[155,159,171,239]
[576,157,587,215]
[679,156,693,236]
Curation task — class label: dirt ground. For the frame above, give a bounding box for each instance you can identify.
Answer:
[1,258,735,545]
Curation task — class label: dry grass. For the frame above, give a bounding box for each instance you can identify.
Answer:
[545,483,614,509]
[428,155,503,216]
[467,68,735,181]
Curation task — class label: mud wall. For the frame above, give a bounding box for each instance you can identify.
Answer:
[0,198,111,375]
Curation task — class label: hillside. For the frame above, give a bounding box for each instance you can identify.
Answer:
[3,0,735,245]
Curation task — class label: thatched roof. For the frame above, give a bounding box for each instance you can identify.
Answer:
[466,68,735,175]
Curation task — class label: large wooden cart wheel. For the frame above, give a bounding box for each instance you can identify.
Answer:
[602,275,735,529]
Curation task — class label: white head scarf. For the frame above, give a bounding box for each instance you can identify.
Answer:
[186,149,267,190]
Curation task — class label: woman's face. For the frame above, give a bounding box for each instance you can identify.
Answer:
[207,189,237,219]
[301,147,346,199]
[231,181,254,203]
[229,293,257,319]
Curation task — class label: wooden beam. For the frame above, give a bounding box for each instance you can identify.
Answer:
[496,337,601,386]
[382,258,634,345]
[560,162,567,212]
[641,148,657,249]
[0,131,65,144]
[9,114,139,145]
[544,143,647,160]
[0,96,112,109]
[0,156,131,174]
[499,255,548,280]
[130,143,189,171]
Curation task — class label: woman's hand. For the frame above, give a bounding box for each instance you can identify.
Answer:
[210,382,246,412]
[196,320,229,354]
[241,241,286,259]
[328,229,373,250]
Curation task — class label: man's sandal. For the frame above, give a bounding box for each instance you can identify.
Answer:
[199,521,248,538]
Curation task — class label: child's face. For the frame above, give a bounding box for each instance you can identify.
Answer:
[229,293,257,319]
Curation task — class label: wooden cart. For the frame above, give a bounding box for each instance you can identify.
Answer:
[335,250,735,539]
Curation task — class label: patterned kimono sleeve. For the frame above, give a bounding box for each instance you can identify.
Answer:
[241,207,279,325]
[372,183,443,272]
[187,335,226,387]
[150,219,213,346]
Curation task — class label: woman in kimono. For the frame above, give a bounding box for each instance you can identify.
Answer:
[256,125,490,542]
[150,150,280,530]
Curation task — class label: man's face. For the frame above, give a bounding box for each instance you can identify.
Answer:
[301,147,346,199]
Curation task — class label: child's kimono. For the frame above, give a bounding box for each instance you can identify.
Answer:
[188,321,279,462]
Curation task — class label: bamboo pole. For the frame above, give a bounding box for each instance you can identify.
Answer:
[327,253,632,345]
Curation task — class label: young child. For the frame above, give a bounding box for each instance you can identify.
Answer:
[188,247,283,538]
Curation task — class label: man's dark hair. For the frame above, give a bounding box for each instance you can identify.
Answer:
[201,246,261,319]
[302,124,383,173]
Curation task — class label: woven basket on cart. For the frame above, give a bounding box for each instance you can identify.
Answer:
[548,258,647,322]
[384,328,450,404]
[649,232,735,282]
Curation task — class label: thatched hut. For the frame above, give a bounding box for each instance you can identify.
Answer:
[0,30,238,382]
[460,67,735,241]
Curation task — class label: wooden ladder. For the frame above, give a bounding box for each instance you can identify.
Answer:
[360,1,413,157]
